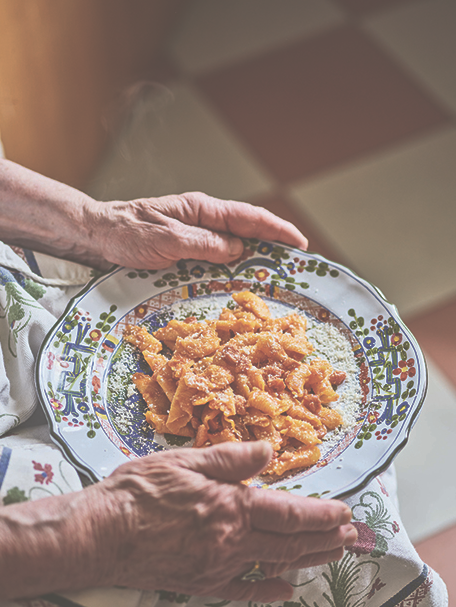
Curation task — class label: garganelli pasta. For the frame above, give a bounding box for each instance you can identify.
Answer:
[124,291,346,476]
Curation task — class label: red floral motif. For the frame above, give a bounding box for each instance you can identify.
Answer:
[318,309,330,322]
[134,304,148,318]
[367,411,379,424]
[74,309,92,322]
[224,280,249,292]
[296,259,306,273]
[57,355,69,369]
[92,375,101,393]
[377,476,389,496]
[89,329,102,342]
[367,577,386,600]
[391,333,403,346]
[393,358,416,381]
[207,280,226,292]
[254,269,270,282]
[207,279,252,293]
[50,398,63,411]
[370,314,386,331]
[46,352,55,370]
[375,428,392,440]
[359,363,371,396]
[32,461,54,485]
[347,521,376,556]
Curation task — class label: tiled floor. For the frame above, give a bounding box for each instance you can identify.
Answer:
[196,25,450,182]
[86,0,456,602]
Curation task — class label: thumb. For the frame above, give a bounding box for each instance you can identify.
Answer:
[188,441,273,482]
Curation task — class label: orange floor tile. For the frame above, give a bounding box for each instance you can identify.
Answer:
[414,524,456,606]
[196,25,449,182]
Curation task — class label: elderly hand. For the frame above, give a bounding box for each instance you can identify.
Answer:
[0,159,307,270]
[87,441,356,602]
[86,193,308,271]
[0,440,356,602]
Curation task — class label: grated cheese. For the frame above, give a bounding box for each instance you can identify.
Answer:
[107,294,363,460]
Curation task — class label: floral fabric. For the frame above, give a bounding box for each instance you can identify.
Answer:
[0,244,448,607]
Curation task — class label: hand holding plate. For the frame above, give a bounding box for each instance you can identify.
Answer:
[85,441,356,601]
[87,192,308,271]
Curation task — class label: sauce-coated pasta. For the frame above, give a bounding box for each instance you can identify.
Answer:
[124,291,346,476]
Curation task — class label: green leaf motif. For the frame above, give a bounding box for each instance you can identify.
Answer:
[7,302,25,323]
[372,534,388,557]
[0,281,42,356]
[23,278,46,300]
[3,486,29,505]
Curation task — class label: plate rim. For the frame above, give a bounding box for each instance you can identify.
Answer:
[35,242,428,495]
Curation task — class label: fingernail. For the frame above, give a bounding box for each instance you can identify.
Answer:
[228,238,243,257]
[341,505,353,524]
[344,527,358,546]
[250,440,273,463]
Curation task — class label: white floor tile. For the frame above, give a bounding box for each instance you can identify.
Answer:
[288,127,456,317]
[393,356,456,543]
[364,0,456,114]
[87,82,273,203]
[167,0,346,75]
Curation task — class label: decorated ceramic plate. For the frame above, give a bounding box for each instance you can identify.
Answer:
[36,239,426,498]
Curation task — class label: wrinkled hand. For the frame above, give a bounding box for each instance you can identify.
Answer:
[89,442,356,602]
[87,193,308,270]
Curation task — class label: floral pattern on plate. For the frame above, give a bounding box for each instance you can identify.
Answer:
[36,239,426,498]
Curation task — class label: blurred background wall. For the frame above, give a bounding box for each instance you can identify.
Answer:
[0,0,455,599]
[0,0,182,187]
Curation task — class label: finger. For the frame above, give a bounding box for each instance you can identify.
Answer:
[215,577,293,603]
[249,490,352,533]
[185,441,273,482]
[240,523,356,563]
[171,193,308,250]
[160,221,245,263]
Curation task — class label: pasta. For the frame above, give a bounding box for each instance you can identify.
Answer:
[124,291,346,477]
